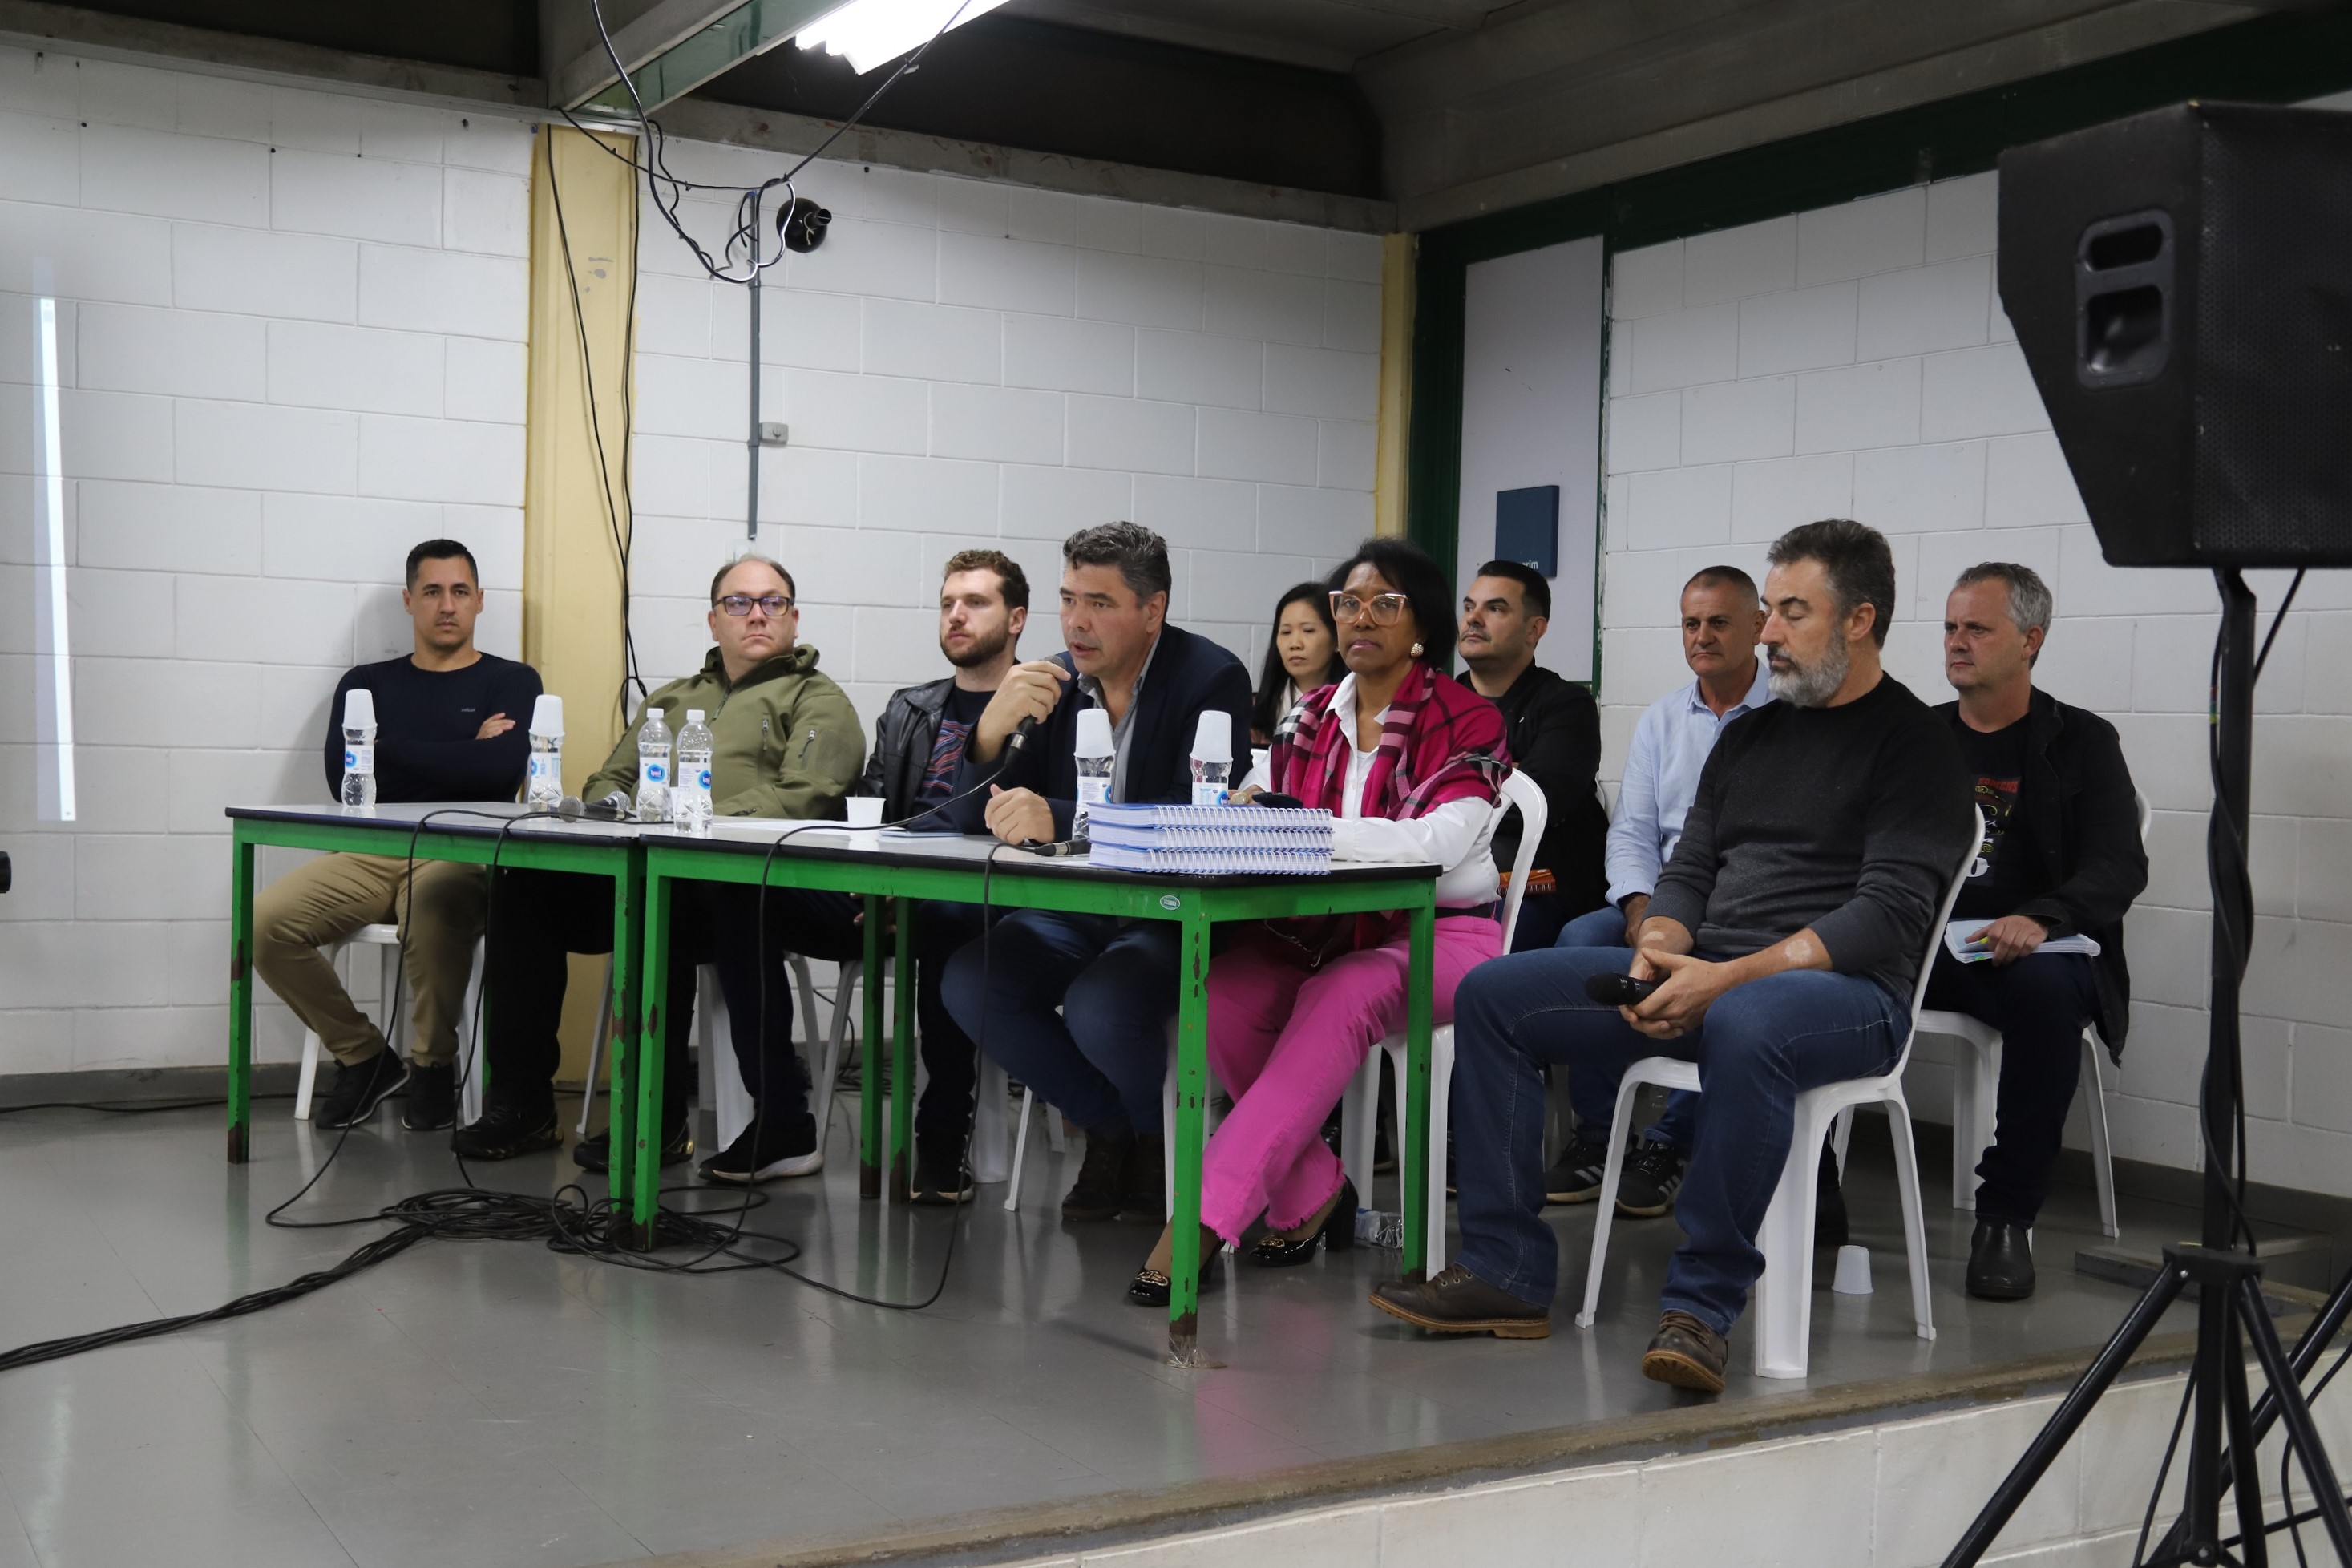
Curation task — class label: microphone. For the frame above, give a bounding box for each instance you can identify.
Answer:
[557,794,631,822]
[1006,714,1039,754]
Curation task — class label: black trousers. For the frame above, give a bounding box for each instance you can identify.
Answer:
[913,900,987,1146]
[484,867,859,1128]
[1922,948,2100,1228]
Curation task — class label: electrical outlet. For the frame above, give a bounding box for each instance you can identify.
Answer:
[758,422,790,447]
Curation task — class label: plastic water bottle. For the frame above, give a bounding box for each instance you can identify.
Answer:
[525,694,564,810]
[1190,709,1232,806]
[1355,1209,1404,1249]
[672,709,713,837]
[1073,706,1114,833]
[340,689,377,810]
[633,705,670,822]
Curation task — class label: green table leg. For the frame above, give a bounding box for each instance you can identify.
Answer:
[1169,906,1211,1364]
[859,894,884,1200]
[624,856,661,1250]
[890,903,915,1202]
[1401,897,1436,1283]
[227,826,255,1164]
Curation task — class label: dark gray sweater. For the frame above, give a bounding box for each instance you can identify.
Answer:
[1647,673,1974,1003]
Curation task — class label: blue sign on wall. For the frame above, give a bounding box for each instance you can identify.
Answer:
[1494,485,1560,578]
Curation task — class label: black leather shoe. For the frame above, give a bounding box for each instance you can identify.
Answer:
[400,1063,455,1132]
[315,1049,409,1130]
[1967,1220,2036,1300]
[1062,1129,1133,1222]
[450,1102,560,1161]
[1642,1310,1729,1392]
[1248,1178,1356,1267]
[1126,1249,1223,1307]
[1816,1142,1849,1249]
[572,1121,693,1174]
[1369,1263,1550,1338]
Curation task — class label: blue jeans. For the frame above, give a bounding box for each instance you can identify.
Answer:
[940,910,1178,1137]
[1554,907,1699,1151]
[1451,944,1906,1334]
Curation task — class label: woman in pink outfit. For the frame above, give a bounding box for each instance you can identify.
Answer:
[1130,538,1509,1306]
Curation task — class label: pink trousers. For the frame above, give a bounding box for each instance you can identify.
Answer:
[1200,915,1503,1243]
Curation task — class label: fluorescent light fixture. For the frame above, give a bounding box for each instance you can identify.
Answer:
[33,296,75,822]
[795,0,1009,75]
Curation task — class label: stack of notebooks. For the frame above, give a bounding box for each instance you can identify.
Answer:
[1083,802,1332,875]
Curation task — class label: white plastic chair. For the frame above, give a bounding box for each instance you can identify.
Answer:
[577,952,860,1146]
[1575,807,1982,1380]
[998,1064,1069,1210]
[1922,791,2148,1241]
[294,926,486,1122]
[1337,767,1549,1270]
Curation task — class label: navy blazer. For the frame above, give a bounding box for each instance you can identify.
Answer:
[944,622,1255,839]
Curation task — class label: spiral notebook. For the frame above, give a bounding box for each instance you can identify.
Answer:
[1083,802,1333,875]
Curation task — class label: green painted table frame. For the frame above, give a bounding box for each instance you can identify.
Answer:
[639,836,1441,1360]
[224,810,648,1206]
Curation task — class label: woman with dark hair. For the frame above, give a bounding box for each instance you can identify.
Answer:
[1251,582,1344,746]
[1130,536,1510,1303]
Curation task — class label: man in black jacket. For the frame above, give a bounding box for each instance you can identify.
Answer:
[940,523,1255,1223]
[1931,562,2147,1301]
[860,548,1028,1203]
[1458,560,1607,949]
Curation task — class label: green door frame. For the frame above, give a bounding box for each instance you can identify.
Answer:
[1404,6,2352,689]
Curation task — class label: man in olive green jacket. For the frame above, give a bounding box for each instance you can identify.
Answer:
[455,556,869,1184]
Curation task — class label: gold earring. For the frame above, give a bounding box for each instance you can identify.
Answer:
[1411,641,1425,657]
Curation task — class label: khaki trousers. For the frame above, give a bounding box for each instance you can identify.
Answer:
[252,853,486,1069]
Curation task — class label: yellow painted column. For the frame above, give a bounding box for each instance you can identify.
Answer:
[523,124,640,1086]
[1373,232,1416,540]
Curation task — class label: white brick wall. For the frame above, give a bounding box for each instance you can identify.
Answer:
[1603,172,2352,1193]
[0,48,531,1073]
[624,138,1381,726]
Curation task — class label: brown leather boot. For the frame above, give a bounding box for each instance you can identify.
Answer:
[1641,1310,1729,1392]
[1116,1134,1166,1223]
[1368,1263,1551,1339]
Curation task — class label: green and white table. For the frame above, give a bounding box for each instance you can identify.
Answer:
[638,826,1442,1360]
[224,804,651,1200]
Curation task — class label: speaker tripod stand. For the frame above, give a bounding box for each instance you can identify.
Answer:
[1946,572,2352,1568]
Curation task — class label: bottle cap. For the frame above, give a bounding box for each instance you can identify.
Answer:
[529,693,564,738]
[1073,706,1114,758]
[1190,709,1231,765]
[686,709,705,723]
[341,689,375,730]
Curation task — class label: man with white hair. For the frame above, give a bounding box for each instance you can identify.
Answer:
[1372,519,1972,1392]
[1930,562,2146,1302]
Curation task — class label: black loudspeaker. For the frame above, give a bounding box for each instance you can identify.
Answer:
[1998,101,2352,568]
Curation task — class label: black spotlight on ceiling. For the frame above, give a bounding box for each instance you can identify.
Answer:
[778,196,831,253]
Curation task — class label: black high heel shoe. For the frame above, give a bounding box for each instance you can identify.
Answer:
[1127,1247,1224,1307]
[1247,1178,1358,1268]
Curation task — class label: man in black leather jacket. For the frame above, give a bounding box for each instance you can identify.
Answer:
[1930,562,2147,1302]
[859,548,1028,1202]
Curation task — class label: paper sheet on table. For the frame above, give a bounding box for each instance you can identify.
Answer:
[1943,919,2101,964]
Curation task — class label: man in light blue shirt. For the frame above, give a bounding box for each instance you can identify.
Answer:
[1544,565,1769,1217]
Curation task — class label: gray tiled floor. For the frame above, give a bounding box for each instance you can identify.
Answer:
[0,1090,2189,1567]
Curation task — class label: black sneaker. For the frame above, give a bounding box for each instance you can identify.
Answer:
[316,1049,410,1130]
[911,1135,974,1206]
[400,1063,455,1132]
[1614,1138,1687,1218]
[1061,1129,1134,1221]
[450,1101,561,1161]
[1542,1132,1611,1205]
[572,1121,693,1174]
[700,1113,822,1185]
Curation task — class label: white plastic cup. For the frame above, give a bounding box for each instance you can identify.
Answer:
[342,689,376,730]
[1832,1243,1873,1295]
[845,795,884,829]
[1073,705,1114,758]
[1190,709,1232,765]
[528,693,564,738]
